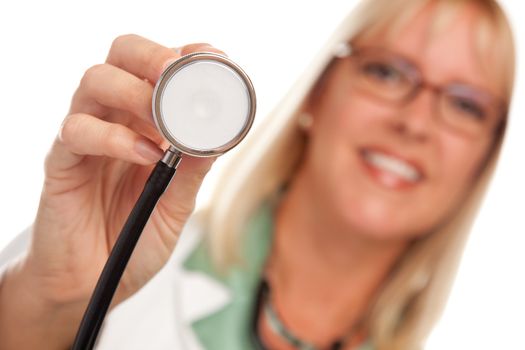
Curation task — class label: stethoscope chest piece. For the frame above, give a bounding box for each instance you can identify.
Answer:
[152,52,256,157]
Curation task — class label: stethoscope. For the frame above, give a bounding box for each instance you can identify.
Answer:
[72,52,256,349]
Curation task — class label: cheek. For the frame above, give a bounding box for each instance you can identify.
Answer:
[306,94,412,234]
[312,90,382,151]
[434,133,489,203]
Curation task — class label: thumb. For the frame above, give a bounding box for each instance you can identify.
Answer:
[156,154,217,222]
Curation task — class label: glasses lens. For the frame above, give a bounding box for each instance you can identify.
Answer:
[351,52,415,103]
[344,48,506,138]
[440,84,501,137]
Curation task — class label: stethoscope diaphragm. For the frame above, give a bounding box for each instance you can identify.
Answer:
[152,52,256,157]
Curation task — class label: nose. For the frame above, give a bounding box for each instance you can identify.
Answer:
[389,88,437,142]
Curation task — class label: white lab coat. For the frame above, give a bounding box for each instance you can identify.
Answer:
[0,214,231,349]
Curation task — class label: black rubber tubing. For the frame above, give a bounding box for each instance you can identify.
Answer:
[72,160,176,350]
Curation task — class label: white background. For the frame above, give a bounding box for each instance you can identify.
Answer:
[0,1,523,348]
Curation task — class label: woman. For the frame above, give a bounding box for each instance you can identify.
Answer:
[0,0,515,349]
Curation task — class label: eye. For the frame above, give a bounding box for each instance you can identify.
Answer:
[361,61,403,84]
[448,95,486,121]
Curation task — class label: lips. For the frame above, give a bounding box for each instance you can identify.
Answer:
[358,146,426,190]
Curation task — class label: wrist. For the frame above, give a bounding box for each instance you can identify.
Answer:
[0,256,85,349]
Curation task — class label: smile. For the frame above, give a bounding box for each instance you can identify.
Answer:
[359,148,424,190]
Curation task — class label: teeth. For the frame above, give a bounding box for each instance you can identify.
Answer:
[363,150,421,182]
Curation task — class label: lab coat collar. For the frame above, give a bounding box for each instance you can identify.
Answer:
[178,200,275,350]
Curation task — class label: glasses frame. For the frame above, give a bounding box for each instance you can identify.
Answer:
[334,43,508,139]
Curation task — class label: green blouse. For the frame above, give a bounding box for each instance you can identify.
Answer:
[183,199,374,350]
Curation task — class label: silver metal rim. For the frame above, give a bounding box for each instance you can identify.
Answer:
[152,52,256,157]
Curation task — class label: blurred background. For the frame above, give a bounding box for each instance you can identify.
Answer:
[0,0,523,348]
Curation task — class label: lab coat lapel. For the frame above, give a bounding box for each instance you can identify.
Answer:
[177,201,275,350]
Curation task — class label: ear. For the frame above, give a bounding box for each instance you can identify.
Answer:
[297,112,314,133]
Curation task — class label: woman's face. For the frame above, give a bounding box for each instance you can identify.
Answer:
[305,3,505,240]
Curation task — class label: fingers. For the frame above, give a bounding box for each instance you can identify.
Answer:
[70,63,155,124]
[106,34,181,83]
[176,43,227,57]
[61,113,164,163]
[156,155,217,222]
[46,113,164,174]
[106,34,227,84]
[71,37,227,125]
[47,35,227,175]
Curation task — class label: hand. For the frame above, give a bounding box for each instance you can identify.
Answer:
[26,35,225,309]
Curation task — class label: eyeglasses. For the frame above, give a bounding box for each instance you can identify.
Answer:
[336,45,507,139]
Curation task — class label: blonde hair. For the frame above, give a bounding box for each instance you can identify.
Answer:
[201,0,515,349]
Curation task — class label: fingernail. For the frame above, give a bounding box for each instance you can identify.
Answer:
[135,139,164,163]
